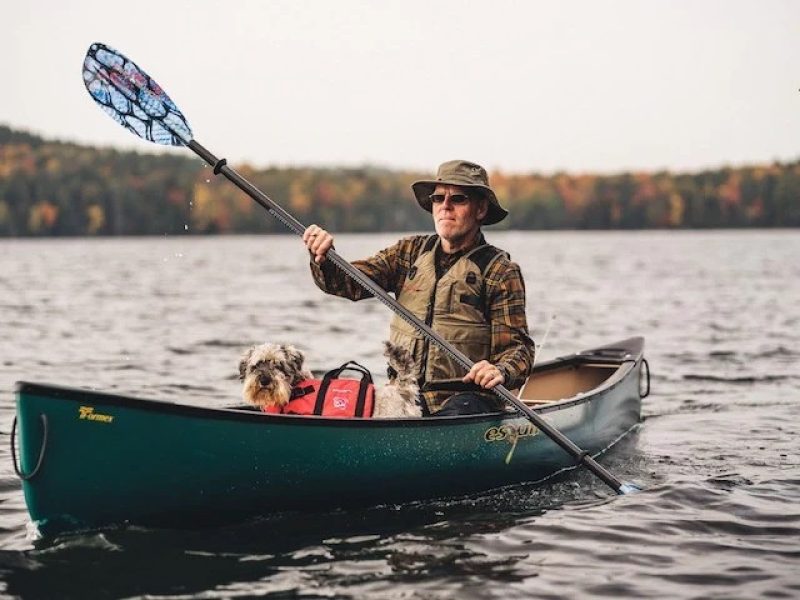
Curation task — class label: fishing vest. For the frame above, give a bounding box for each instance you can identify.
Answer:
[389,235,507,413]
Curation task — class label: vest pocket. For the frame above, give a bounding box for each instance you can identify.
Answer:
[427,336,491,381]
[459,294,482,309]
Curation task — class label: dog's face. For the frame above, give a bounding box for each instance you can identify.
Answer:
[238,343,307,408]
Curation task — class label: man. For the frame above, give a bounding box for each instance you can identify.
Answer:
[303,159,534,416]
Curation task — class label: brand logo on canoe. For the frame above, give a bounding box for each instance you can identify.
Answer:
[484,422,538,443]
[78,406,114,423]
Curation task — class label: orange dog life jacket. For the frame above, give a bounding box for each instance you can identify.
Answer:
[262,361,375,418]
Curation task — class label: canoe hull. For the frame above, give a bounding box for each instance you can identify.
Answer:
[15,337,645,535]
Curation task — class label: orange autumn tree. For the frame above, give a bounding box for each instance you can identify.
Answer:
[1,125,798,235]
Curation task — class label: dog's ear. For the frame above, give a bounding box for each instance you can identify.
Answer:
[238,347,254,381]
[282,345,306,377]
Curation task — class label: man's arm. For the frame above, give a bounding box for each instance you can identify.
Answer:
[309,252,395,301]
[461,258,534,390]
[305,227,425,301]
[484,261,535,390]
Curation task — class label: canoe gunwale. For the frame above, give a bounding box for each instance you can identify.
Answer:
[15,337,644,428]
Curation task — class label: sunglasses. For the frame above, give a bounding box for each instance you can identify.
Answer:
[429,193,471,205]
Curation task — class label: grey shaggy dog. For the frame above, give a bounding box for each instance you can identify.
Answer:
[239,341,421,418]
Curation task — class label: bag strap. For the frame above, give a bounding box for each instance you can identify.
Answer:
[324,361,373,383]
[314,361,374,416]
[313,378,330,415]
[354,374,372,417]
[334,362,374,418]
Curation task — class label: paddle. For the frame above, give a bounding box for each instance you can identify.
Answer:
[82,42,640,495]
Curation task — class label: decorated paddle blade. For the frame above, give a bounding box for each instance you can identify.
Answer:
[82,43,192,146]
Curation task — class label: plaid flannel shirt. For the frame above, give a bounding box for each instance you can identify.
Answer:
[310,233,535,409]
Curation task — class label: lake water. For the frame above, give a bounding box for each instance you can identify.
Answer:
[0,230,798,599]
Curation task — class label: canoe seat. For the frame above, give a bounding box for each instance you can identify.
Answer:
[518,363,618,404]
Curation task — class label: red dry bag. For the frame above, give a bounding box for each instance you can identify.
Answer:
[262,361,375,418]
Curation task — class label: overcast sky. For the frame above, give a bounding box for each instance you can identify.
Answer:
[3,0,798,174]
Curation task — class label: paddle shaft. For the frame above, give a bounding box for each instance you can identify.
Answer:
[82,43,635,494]
[188,140,627,495]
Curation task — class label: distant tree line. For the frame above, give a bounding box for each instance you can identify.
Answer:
[1,125,798,236]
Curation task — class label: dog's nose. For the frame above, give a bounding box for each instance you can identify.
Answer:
[258,374,272,387]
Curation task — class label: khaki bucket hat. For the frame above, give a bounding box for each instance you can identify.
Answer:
[412,159,508,225]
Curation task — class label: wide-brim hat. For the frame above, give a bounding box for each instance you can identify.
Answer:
[412,159,508,225]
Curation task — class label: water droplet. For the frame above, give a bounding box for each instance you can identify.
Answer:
[184,224,189,231]
[205,179,210,183]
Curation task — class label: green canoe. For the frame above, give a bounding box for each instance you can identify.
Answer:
[13,337,648,536]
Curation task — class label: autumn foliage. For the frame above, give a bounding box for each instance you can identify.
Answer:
[1,125,798,236]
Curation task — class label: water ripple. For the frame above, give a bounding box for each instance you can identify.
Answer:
[1,232,799,599]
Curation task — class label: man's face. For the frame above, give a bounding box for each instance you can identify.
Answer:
[431,184,488,248]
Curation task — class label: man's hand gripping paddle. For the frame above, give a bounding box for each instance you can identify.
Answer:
[82,42,641,496]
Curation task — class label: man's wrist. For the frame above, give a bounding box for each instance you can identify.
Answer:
[495,364,508,384]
